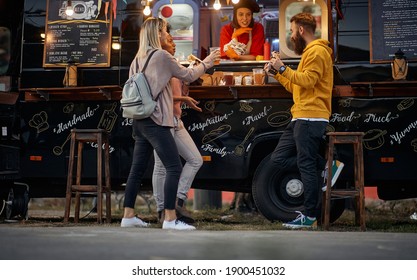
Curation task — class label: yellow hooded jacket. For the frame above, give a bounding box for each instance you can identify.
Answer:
[276,39,333,120]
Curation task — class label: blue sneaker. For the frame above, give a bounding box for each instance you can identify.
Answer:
[282,211,317,229]
[322,160,344,191]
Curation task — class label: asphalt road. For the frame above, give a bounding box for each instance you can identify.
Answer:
[0,225,416,260]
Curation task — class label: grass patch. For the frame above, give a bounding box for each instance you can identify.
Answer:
[4,194,417,232]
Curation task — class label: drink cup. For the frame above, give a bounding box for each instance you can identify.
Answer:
[209,47,221,65]
[244,75,252,85]
[234,75,242,85]
[223,72,234,85]
[253,68,265,85]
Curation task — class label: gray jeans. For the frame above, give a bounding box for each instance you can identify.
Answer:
[152,119,203,212]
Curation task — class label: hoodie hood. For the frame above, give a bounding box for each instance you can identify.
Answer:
[304,39,333,56]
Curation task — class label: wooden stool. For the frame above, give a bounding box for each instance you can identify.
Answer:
[322,132,365,231]
[64,129,111,223]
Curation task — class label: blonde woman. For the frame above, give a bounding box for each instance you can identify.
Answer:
[121,17,219,230]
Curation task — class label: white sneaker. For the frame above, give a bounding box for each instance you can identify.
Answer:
[162,219,196,230]
[121,216,149,228]
[410,212,417,220]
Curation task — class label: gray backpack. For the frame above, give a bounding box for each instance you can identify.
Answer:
[121,49,159,119]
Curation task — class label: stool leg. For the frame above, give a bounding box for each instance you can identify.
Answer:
[324,137,334,231]
[64,132,76,223]
[74,191,81,223]
[104,137,111,223]
[74,141,83,223]
[96,133,103,223]
[357,138,366,231]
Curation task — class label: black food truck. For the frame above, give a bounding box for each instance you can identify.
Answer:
[1,0,417,222]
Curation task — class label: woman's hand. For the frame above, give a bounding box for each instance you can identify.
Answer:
[232,27,252,39]
[183,96,202,112]
[225,47,240,60]
[202,50,220,68]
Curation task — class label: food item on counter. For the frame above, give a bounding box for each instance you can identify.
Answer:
[271,51,280,59]
[187,54,203,63]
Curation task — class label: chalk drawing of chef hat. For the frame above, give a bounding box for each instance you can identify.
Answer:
[29,111,49,133]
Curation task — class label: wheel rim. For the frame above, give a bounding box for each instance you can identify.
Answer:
[285,178,303,198]
[270,172,304,211]
[6,187,29,220]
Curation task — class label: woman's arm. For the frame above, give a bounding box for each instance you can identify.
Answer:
[220,24,233,58]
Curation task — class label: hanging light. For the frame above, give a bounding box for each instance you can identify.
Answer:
[231,0,240,4]
[143,0,151,16]
[65,0,74,16]
[112,42,121,50]
[213,0,221,10]
[143,4,151,16]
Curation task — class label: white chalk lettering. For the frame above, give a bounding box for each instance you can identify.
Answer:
[242,106,272,125]
[88,142,115,154]
[201,144,231,157]
[364,112,399,123]
[330,111,361,123]
[188,110,234,132]
[122,118,133,126]
[390,119,417,145]
[54,105,99,134]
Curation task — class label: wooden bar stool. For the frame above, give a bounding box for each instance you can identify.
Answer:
[322,132,365,231]
[64,129,111,223]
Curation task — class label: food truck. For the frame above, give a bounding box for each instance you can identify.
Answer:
[1,0,417,222]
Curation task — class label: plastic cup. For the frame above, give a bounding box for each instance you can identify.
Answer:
[244,75,252,85]
[209,47,220,65]
[223,72,234,85]
[253,68,265,85]
[234,75,242,85]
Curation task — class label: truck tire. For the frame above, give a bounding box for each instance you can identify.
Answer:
[5,184,29,220]
[252,154,345,223]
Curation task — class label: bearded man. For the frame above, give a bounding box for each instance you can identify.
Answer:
[265,12,340,229]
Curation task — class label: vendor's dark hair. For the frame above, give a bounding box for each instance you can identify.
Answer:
[231,7,255,29]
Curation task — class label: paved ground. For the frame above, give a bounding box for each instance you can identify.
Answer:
[1,224,417,260]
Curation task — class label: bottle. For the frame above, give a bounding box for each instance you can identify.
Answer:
[263,39,271,60]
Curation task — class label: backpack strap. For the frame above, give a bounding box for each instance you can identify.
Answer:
[141,49,158,73]
[137,49,162,101]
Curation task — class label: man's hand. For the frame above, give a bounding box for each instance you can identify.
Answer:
[264,62,278,76]
[232,27,252,39]
[269,56,284,71]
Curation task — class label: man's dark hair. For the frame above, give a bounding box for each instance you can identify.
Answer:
[290,12,316,34]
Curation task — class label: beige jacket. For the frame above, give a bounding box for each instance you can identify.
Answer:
[129,49,206,127]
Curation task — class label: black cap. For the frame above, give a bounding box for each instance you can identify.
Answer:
[233,0,260,13]
[395,48,405,58]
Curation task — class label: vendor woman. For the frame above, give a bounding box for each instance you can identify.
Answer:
[220,0,265,60]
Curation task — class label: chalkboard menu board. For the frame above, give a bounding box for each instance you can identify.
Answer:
[370,0,417,63]
[43,0,112,67]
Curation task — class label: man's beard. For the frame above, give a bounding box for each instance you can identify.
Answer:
[292,31,306,55]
